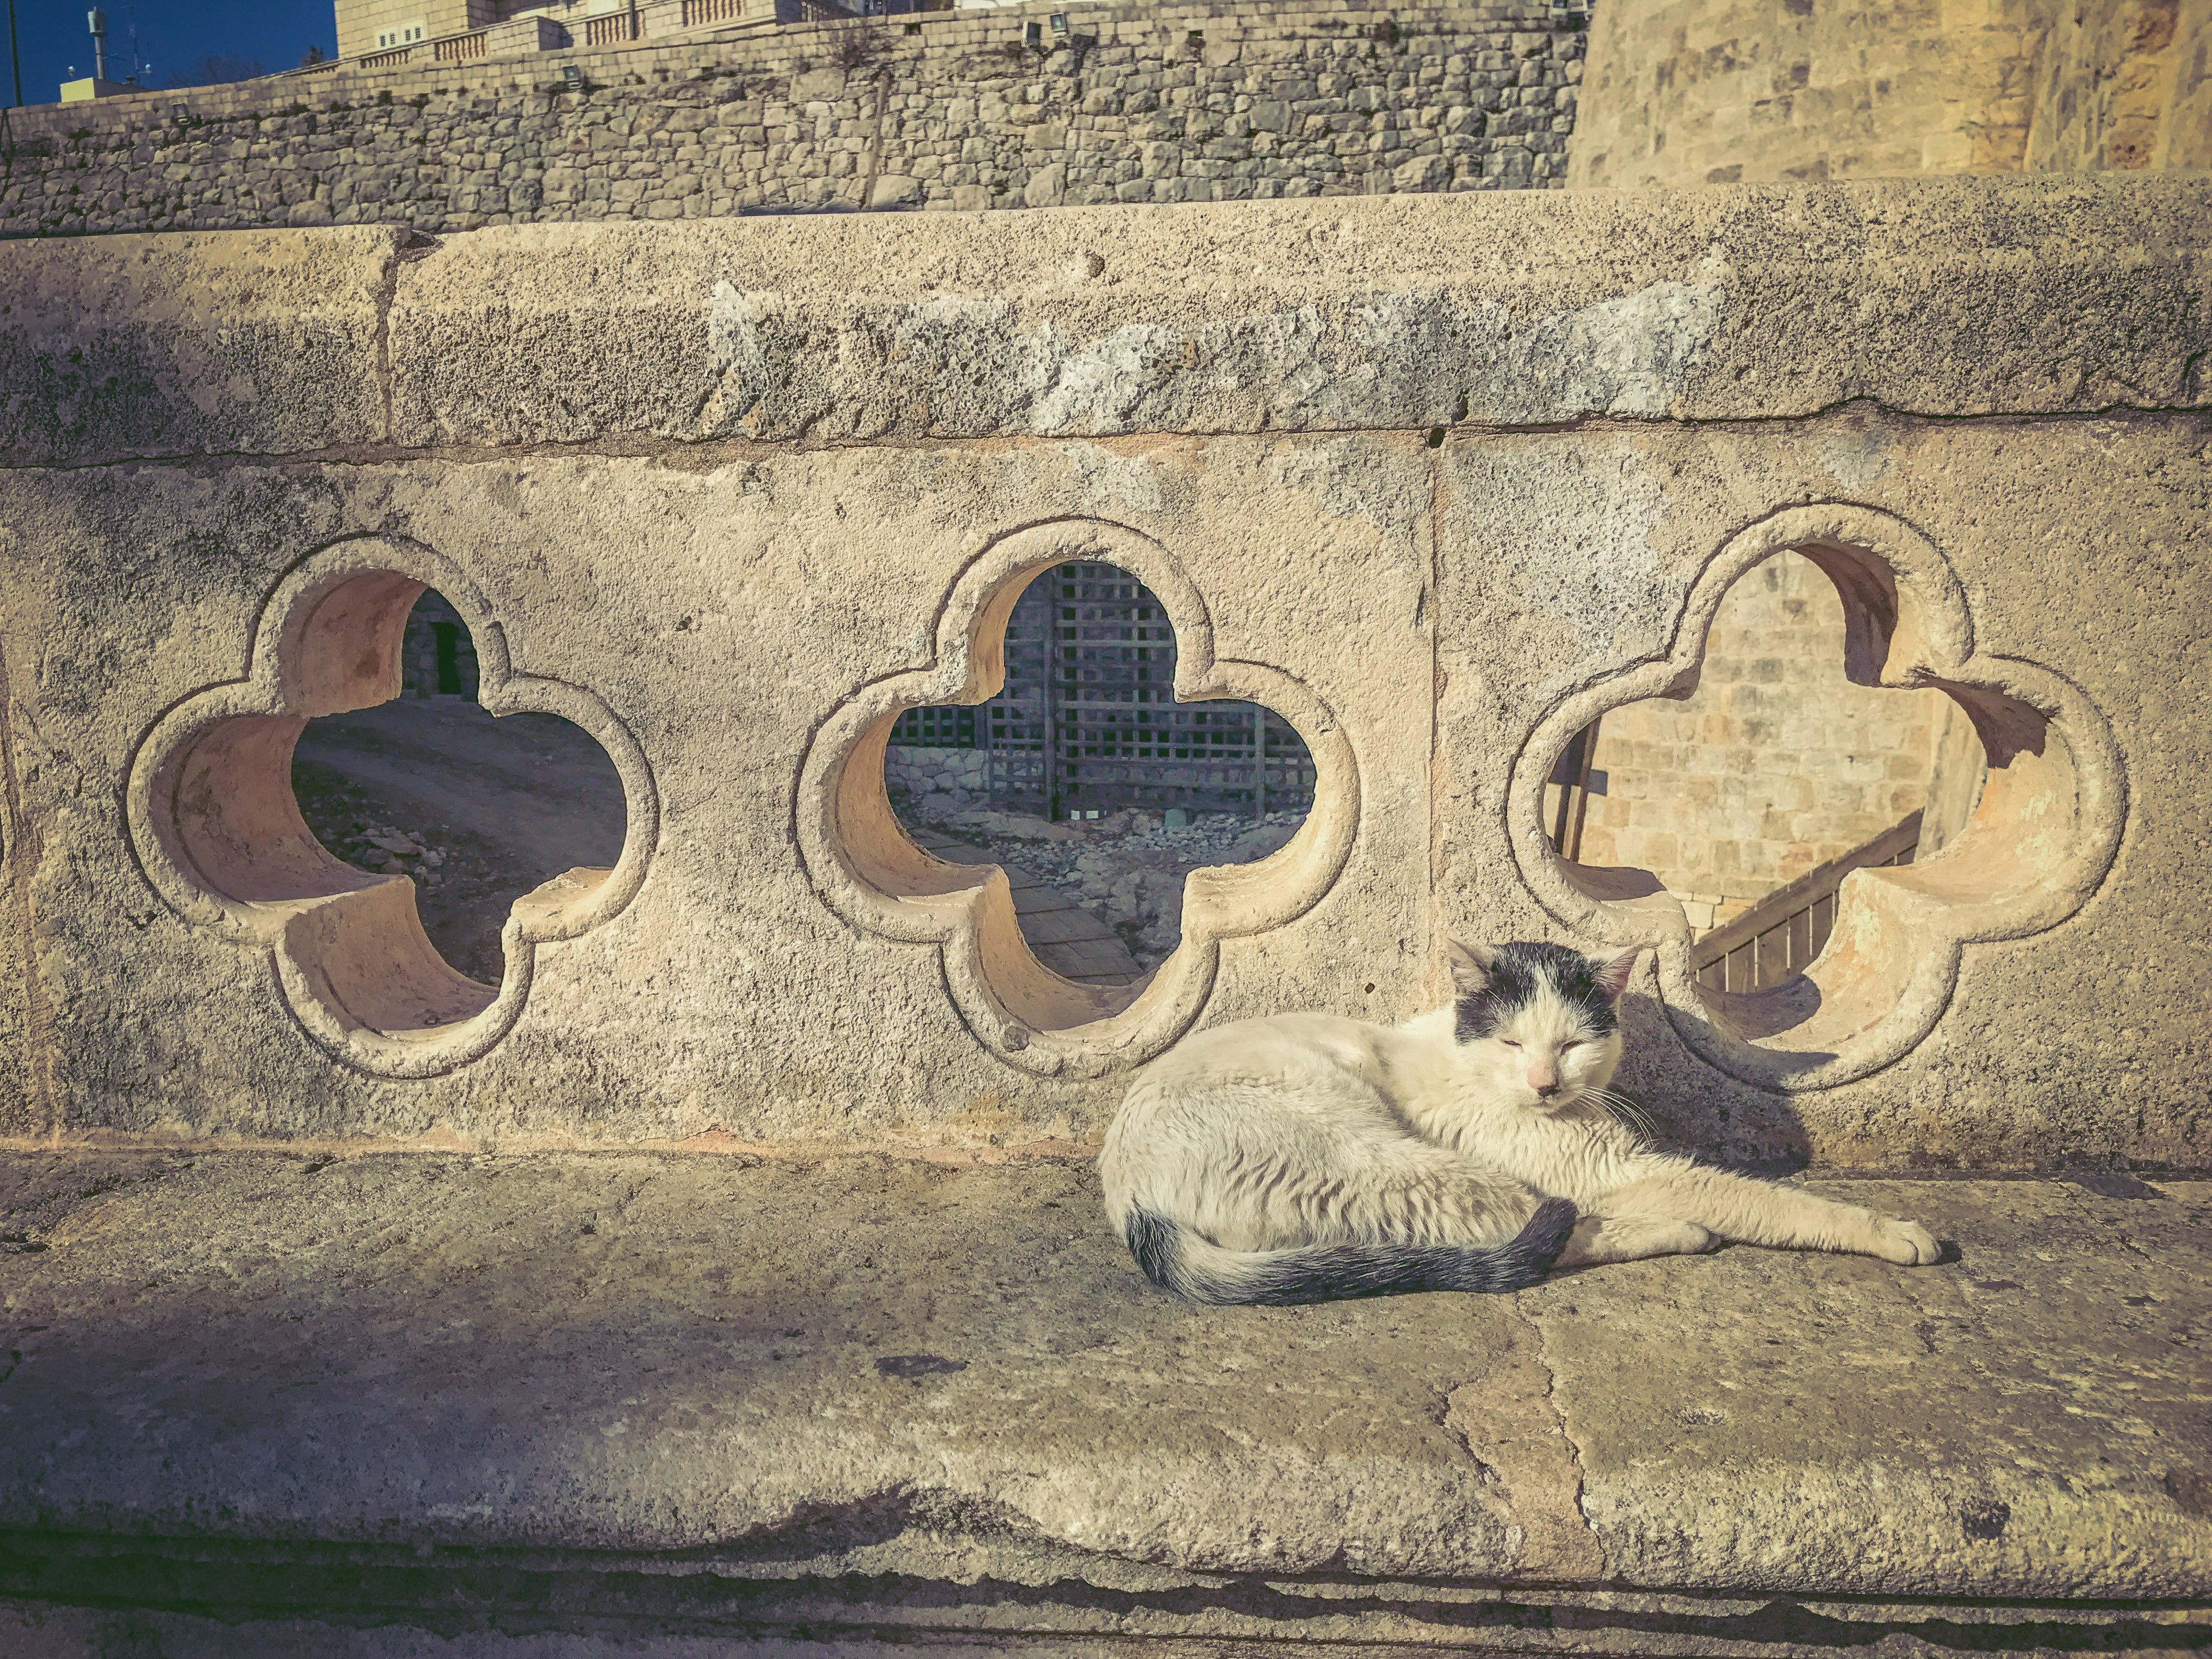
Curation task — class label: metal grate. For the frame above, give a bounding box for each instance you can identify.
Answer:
[890,704,975,748]
[901,562,1314,820]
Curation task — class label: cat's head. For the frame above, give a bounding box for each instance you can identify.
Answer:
[1446,940,1642,1112]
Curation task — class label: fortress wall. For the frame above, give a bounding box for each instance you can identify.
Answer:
[0,180,2206,1169]
[1569,0,2211,189]
[0,0,1582,237]
[1574,551,1949,936]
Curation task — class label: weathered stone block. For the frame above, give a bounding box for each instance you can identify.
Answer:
[0,228,395,465]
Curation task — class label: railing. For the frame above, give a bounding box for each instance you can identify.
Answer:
[434,31,489,60]
[682,0,747,23]
[1544,715,1603,862]
[1693,812,1923,994]
[360,46,414,67]
[583,11,639,46]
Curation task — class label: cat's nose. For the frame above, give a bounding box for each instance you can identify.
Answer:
[1531,1075,1561,1097]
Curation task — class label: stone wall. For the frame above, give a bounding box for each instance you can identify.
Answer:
[885,741,991,808]
[1560,0,2212,920]
[1575,550,1948,935]
[1569,0,2211,189]
[0,0,1582,236]
[1,183,2205,1168]
[397,589,484,696]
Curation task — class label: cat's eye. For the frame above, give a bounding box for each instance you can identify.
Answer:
[1499,1038,1522,1048]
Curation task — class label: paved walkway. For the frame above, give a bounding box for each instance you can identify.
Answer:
[910,825,1146,986]
[0,1151,2205,1653]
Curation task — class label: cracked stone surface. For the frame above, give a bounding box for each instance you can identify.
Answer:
[1,1151,2206,1653]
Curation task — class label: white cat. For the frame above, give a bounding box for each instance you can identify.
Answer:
[1100,940,1942,1304]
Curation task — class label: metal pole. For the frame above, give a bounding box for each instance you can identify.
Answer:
[1252,709,1267,821]
[1565,711,1603,863]
[1042,577,1060,820]
[7,0,22,108]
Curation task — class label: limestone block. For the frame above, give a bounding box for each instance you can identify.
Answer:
[0,228,395,464]
[378,179,2210,449]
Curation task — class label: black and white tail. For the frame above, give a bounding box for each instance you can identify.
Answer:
[1122,1198,1578,1305]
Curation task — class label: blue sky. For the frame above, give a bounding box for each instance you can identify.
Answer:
[6,0,335,104]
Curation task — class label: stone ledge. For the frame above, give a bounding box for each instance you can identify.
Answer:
[1,1150,2205,1652]
[2,176,2205,464]
[381,176,2212,444]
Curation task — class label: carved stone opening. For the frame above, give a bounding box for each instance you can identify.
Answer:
[798,520,1358,1078]
[881,557,1317,988]
[291,590,627,987]
[1512,506,2123,1090]
[126,538,658,1077]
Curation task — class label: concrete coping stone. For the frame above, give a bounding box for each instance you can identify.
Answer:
[0,175,2204,465]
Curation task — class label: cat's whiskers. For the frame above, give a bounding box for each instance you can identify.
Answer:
[1588,1087,1658,1146]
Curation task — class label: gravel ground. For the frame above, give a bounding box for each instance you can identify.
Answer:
[895,797,1304,967]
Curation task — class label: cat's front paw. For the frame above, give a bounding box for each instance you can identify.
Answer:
[1867,1216,1942,1266]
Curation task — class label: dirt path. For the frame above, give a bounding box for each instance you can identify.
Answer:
[291,699,626,983]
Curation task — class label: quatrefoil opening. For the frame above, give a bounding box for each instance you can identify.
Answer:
[797,520,1359,1078]
[1511,504,2124,1090]
[125,536,658,1078]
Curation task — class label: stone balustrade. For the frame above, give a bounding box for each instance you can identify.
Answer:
[0,178,2205,1165]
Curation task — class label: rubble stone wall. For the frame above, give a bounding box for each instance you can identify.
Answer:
[0,0,1582,237]
[885,743,991,805]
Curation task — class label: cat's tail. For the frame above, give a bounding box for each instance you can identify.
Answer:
[1121,1198,1578,1305]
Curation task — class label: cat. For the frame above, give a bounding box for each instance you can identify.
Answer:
[1100,940,1942,1304]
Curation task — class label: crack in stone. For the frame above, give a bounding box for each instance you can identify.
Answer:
[1441,1301,1609,1582]
[368,229,404,448]
[7,399,2207,477]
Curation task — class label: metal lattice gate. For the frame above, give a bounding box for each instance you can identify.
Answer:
[891,562,1315,820]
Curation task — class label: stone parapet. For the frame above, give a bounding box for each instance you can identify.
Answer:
[0,182,2206,1168]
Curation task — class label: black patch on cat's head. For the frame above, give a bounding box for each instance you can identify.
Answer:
[1455,941,1622,1043]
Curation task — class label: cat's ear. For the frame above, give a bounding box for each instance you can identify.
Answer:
[1448,938,1497,995]
[1592,946,1644,1005]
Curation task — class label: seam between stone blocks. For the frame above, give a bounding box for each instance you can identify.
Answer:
[1516,1294,1609,1579]
[6,398,2207,478]
[371,232,404,448]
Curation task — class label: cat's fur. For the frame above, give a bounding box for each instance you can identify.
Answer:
[1100,940,1941,1304]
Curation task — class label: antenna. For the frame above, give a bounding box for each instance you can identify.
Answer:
[87,7,108,84]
